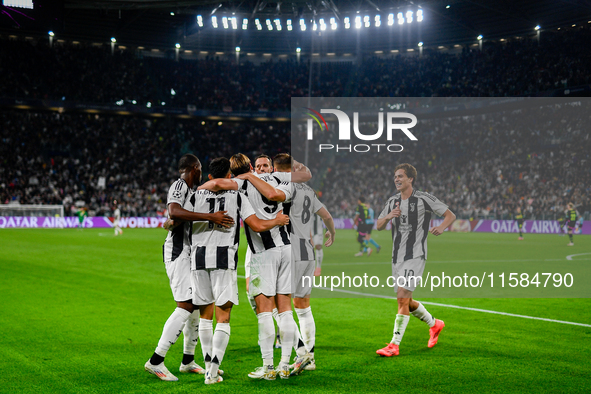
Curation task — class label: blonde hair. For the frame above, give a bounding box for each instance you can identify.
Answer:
[230,153,251,176]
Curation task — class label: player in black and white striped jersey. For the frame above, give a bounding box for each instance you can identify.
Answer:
[189,157,289,384]
[375,163,456,358]
[230,153,313,380]
[145,154,234,382]
[277,156,336,372]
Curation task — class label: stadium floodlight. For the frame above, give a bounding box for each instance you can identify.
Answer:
[48,31,55,37]
[266,19,273,30]
[313,22,317,31]
[330,18,337,30]
[375,15,381,27]
[231,17,238,29]
[235,46,240,52]
[287,19,292,31]
[3,0,33,8]
[147,102,152,108]
[111,37,117,43]
[132,100,137,104]
[406,11,413,24]
[175,43,180,49]
[387,13,394,26]
[344,17,350,29]
[222,16,229,29]
[446,4,450,8]
[319,18,326,31]
[535,25,541,31]
[274,18,282,31]
[170,12,175,16]
[355,16,362,29]
[170,88,176,96]
[364,16,370,28]
[197,15,203,27]
[296,47,301,53]
[417,9,423,22]
[477,34,483,40]
[212,16,218,28]
[255,18,262,30]
[398,12,404,25]
[300,19,307,31]
[418,41,423,47]
[243,19,248,29]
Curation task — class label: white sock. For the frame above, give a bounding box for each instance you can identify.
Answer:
[411,302,435,328]
[257,312,275,366]
[182,310,200,358]
[199,318,214,370]
[391,314,410,345]
[155,307,191,357]
[210,323,230,377]
[272,308,279,325]
[278,311,299,364]
[295,307,316,353]
[315,248,323,268]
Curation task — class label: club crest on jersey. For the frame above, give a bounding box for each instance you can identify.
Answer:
[410,203,416,212]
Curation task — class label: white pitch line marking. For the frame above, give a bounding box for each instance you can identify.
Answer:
[566,253,591,261]
[237,274,591,327]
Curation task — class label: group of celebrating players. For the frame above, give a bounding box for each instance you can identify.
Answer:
[144,152,335,384]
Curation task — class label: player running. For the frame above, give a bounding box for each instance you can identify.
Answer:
[375,163,456,357]
[145,154,234,382]
[190,157,289,384]
[565,202,579,246]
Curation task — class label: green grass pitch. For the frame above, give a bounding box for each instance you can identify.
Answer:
[1,228,590,393]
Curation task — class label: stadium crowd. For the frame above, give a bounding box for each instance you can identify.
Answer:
[1,27,590,219]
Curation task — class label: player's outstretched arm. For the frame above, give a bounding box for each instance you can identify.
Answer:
[429,209,456,236]
[198,179,238,192]
[236,173,286,202]
[243,210,290,232]
[291,159,312,183]
[317,207,336,247]
[168,203,235,228]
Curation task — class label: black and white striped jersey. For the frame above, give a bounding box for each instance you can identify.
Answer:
[163,178,192,262]
[189,189,255,270]
[234,172,292,254]
[290,182,324,262]
[379,190,448,264]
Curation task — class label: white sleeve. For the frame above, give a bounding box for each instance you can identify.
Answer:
[277,181,292,203]
[312,195,324,214]
[238,192,256,220]
[378,200,394,219]
[271,172,291,183]
[421,193,449,217]
[167,179,189,207]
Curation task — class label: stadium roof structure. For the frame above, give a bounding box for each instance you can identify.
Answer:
[1,0,590,53]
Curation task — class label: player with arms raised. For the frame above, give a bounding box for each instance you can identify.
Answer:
[375,163,456,357]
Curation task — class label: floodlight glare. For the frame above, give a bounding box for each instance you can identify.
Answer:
[212,16,218,28]
[197,15,203,27]
[175,43,180,49]
[535,25,541,30]
[48,31,55,37]
[446,5,450,8]
[406,11,413,24]
[222,16,228,29]
[235,46,240,52]
[398,12,404,25]
[296,47,301,53]
[111,37,116,43]
[375,15,381,27]
[388,13,394,26]
[417,9,423,22]
[418,41,423,47]
[355,16,362,29]
[231,17,238,29]
[477,35,483,40]
[344,17,350,29]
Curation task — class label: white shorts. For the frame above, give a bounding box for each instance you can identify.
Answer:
[312,234,323,247]
[191,269,239,306]
[245,247,252,279]
[164,248,192,302]
[248,245,292,297]
[293,260,314,298]
[114,219,120,228]
[392,257,426,293]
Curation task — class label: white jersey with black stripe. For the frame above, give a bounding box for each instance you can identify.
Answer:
[163,178,192,262]
[234,173,292,254]
[379,190,448,264]
[189,189,256,270]
[290,182,324,262]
